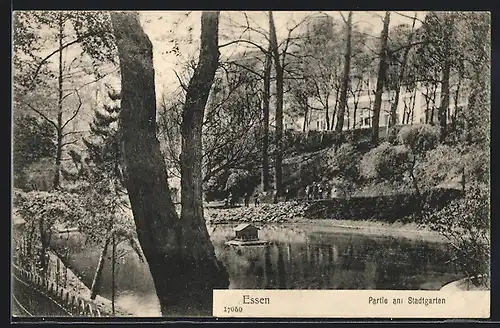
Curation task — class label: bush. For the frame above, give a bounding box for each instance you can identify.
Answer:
[225,168,260,197]
[415,145,461,190]
[398,124,439,154]
[327,143,361,180]
[360,142,411,182]
[22,158,56,192]
[422,186,490,286]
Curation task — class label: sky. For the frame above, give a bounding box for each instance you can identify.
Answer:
[139,11,427,96]
[18,11,427,105]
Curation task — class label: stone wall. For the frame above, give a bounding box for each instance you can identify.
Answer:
[305,188,464,222]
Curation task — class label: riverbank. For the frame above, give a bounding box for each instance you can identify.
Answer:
[291,219,446,243]
[205,202,446,243]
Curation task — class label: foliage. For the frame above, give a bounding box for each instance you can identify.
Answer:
[13,115,56,189]
[415,144,462,189]
[13,11,116,94]
[225,168,260,197]
[22,158,57,192]
[81,88,122,174]
[13,189,86,229]
[360,142,411,182]
[398,124,439,155]
[422,186,490,284]
[158,62,264,196]
[77,88,133,246]
[325,143,361,183]
[305,187,462,222]
[416,144,489,190]
[13,189,86,273]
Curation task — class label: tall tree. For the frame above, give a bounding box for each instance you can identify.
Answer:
[335,11,353,132]
[268,11,284,200]
[371,11,391,145]
[388,15,418,127]
[13,11,117,189]
[262,45,272,191]
[218,12,308,195]
[110,11,228,316]
[437,14,455,142]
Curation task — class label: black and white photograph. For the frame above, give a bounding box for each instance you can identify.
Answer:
[11,10,490,318]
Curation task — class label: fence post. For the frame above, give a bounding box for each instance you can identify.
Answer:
[79,300,86,316]
[86,303,94,316]
[71,295,77,315]
[56,258,60,287]
[64,266,68,288]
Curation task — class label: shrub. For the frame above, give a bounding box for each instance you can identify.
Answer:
[22,158,56,192]
[360,142,411,182]
[398,124,439,155]
[327,143,361,180]
[422,186,490,286]
[225,168,260,197]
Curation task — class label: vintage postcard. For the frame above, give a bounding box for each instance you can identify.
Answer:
[11,10,490,319]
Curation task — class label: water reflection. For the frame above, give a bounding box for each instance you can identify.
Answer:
[212,225,462,290]
[51,223,463,316]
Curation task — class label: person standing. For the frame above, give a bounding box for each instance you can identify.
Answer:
[244,191,250,207]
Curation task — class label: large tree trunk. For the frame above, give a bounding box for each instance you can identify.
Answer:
[110,11,228,316]
[302,105,309,132]
[335,11,353,132]
[331,86,340,130]
[389,13,416,128]
[53,12,64,190]
[438,15,455,142]
[371,11,390,145]
[269,11,284,199]
[179,10,229,313]
[389,47,410,127]
[262,46,272,192]
[439,61,451,141]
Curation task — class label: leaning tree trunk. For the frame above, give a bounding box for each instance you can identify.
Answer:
[90,236,110,300]
[371,11,390,145]
[336,11,353,132]
[179,10,229,314]
[110,11,228,316]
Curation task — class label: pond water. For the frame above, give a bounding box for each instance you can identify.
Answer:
[51,223,463,317]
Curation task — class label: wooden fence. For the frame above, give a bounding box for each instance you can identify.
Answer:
[12,264,112,317]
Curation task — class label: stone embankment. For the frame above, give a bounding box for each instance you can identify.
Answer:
[206,188,463,225]
[206,201,309,224]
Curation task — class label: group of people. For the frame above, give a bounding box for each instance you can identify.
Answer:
[224,191,261,207]
[304,181,337,200]
[223,182,338,208]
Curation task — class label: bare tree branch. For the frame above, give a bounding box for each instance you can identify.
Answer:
[18,99,58,129]
[61,89,83,130]
[219,39,268,54]
[26,30,111,94]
